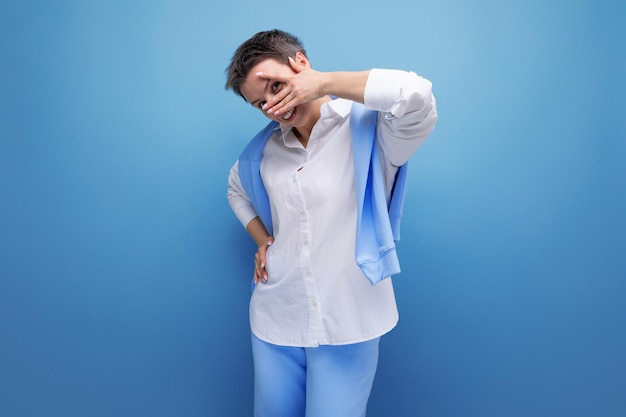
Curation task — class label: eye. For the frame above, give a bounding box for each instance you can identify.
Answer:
[258,100,266,110]
[271,82,281,93]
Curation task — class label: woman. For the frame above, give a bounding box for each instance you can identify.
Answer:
[225,29,437,417]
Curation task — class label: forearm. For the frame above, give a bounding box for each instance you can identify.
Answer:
[246,216,272,247]
[320,70,371,104]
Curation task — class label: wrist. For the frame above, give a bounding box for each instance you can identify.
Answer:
[318,71,332,98]
[258,237,273,248]
[322,71,369,103]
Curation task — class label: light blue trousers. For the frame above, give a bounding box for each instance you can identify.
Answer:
[251,334,380,417]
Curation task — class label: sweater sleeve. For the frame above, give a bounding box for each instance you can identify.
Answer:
[227,160,259,228]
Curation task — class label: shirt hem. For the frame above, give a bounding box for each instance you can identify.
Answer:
[250,316,399,348]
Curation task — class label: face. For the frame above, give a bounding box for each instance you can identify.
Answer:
[239,57,312,128]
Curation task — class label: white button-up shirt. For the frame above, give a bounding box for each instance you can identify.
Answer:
[227,69,437,347]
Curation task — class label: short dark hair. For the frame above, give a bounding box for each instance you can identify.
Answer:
[225,29,306,99]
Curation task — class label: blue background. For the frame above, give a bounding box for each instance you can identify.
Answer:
[1,1,624,416]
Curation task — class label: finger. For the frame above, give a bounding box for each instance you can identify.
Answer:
[270,88,302,115]
[254,264,266,284]
[256,70,289,82]
[264,88,292,113]
[259,255,267,283]
[272,95,298,116]
[253,238,272,284]
[255,263,267,283]
[267,99,289,115]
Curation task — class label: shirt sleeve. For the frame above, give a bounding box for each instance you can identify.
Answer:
[364,68,438,168]
[227,160,259,228]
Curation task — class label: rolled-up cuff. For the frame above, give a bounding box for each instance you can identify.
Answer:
[363,68,409,111]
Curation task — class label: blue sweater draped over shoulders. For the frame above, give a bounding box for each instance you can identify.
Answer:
[237,102,408,285]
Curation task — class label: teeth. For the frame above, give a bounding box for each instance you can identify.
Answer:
[282,108,294,120]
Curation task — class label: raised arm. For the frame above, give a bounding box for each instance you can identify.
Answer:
[256,52,371,115]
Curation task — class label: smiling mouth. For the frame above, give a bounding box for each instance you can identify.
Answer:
[282,107,295,121]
